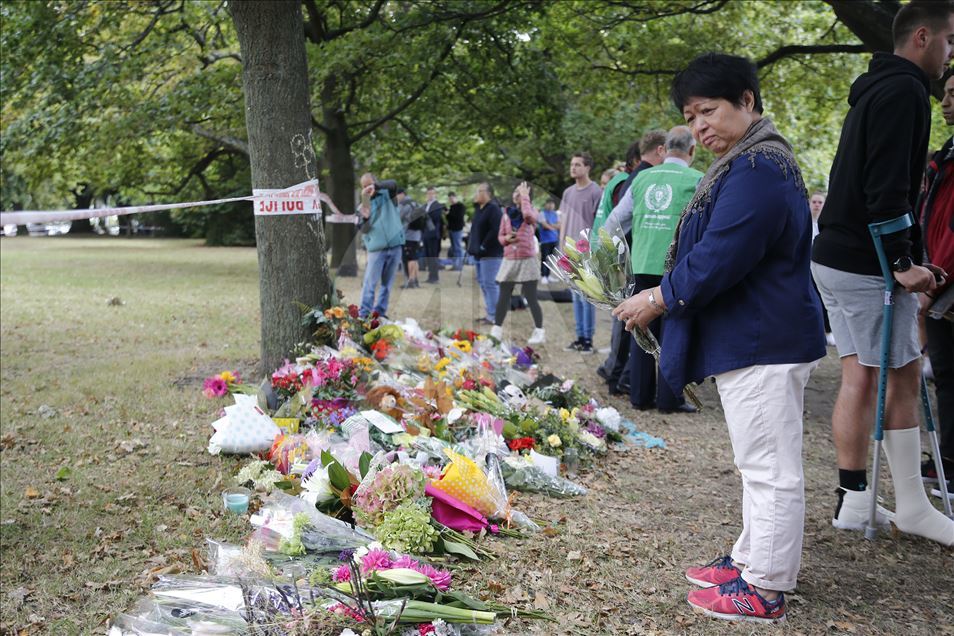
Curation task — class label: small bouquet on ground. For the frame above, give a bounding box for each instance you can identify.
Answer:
[546,227,701,409]
[202,370,242,398]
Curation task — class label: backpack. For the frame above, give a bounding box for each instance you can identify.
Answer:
[409,209,428,232]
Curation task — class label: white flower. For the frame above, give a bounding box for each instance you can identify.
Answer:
[299,466,335,506]
[596,407,622,432]
[235,460,270,485]
[577,431,607,452]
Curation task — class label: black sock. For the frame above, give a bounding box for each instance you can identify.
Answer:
[839,468,867,492]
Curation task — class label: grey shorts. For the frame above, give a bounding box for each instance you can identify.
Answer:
[811,262,921,368]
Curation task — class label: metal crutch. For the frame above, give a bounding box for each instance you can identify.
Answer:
[866,213,952,540]
[920,371,953,518]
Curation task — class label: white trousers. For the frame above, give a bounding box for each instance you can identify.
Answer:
[715,361,817,592]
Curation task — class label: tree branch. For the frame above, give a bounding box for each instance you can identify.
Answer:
[190,124,249,156]
[756,43,869,68]
[350,26,464,143]
[198,50,242,68]
[303,0,386,43]
[143,148,227,197]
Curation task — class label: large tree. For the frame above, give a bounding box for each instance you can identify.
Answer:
[230,0,331,373]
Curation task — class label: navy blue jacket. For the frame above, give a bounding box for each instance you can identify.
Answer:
[659,151,826,392]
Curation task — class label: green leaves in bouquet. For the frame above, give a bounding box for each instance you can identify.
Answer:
[359,451,372,480]
[319,450,353,493]
[273,384,315,419]
[438,537,481,562]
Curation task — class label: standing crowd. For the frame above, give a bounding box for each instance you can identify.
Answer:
[353,0,953,625]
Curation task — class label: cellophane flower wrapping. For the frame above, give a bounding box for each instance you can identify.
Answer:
[250,490,373,553]
[500,455,587,498]
[546,227,632,310]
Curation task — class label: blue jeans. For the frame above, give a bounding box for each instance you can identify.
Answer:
[360,245,402,317]
[572,291,595,340]
[448,230,464,270]
[476,257,501,321]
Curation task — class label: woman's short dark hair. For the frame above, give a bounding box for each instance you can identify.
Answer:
[670,53,763,115]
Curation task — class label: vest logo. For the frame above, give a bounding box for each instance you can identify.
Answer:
[644,184,673,212]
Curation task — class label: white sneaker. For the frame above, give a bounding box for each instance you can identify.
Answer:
[490,325,503,340]
[832,487,894,531]
[825,332,836,346]
[528,328,546,345]
[540,277,550,285]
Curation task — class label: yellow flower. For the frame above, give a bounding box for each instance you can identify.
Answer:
[547,434,562,448]
[559,408,570,422]
[452,340,472,353]
[570,407,579,419]
[218,371,237,385]
[435,358,451,371]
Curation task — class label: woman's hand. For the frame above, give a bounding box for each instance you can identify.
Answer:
[612,288,664,331]
[515,181,530,199]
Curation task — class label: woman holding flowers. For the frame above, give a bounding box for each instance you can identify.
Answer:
[613,53,825,624]
[491,182,546,345]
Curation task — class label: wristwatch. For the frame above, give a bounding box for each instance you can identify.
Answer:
[891,255,912,273]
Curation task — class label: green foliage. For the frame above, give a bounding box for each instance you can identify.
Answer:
[2,0,943,240]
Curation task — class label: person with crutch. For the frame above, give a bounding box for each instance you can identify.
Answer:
[811,1,954,545]
[867,214,953,538]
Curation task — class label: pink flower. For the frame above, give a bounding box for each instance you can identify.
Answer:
[557,255,573,273]
[202,377,228,398]
[332,564,352,582]
[360,548,393,574]
[328,603,365,622]
[391,555,452,591]
[419,624,436,635]
[576,238,590,253]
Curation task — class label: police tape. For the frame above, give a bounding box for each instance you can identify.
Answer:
[0,179,358,226]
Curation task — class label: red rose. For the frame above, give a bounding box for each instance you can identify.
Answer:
[348,304,359,318]
[370,319,380,329]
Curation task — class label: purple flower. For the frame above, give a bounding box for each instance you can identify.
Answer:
[586,421,607,439]
[338,548,356,562]
[302,457,322,481]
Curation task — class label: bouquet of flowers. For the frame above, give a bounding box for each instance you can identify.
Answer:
[546,228,701,409]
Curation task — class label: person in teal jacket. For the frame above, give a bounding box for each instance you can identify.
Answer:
[358,172,405,318]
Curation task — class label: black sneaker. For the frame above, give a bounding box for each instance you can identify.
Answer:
[563,339,583,352]
[922,453,953,486]
[578,339,595,354]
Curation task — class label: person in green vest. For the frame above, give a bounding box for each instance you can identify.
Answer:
[627,125,703,412]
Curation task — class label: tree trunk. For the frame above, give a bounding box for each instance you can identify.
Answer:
[66,184,97,234]
[321,77,359,277]
[231,0,331,374]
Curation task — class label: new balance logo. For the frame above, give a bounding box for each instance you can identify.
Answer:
[732,598,755,614]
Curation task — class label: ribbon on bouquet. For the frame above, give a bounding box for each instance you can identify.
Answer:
[0,179,357,226]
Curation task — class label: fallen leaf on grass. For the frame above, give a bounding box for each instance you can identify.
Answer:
[54,467,71,481]
[827,620,858,633]
[191,548,207,573]
[24,487,40,499]
[1,433,16,449]
[533,591,551,610]
[85,580,124,591]
[566,550,582,561]
[139,563,181,588]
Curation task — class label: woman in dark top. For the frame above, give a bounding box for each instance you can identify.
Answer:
[613,53,825,624]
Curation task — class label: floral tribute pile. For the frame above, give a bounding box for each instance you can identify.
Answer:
[109,296,663,636]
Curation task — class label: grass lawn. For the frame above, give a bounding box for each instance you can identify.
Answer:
[1,237,951,635]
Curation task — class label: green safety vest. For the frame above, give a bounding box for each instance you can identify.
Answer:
[592,171,630,235]
[629,162,703,275]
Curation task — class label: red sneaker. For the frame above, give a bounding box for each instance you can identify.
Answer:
[685,555,742,588]
[687,577,786,624]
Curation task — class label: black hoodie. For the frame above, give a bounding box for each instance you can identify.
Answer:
[812,53,931,275]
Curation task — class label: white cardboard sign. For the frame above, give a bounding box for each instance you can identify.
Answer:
[253,180,321,216]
